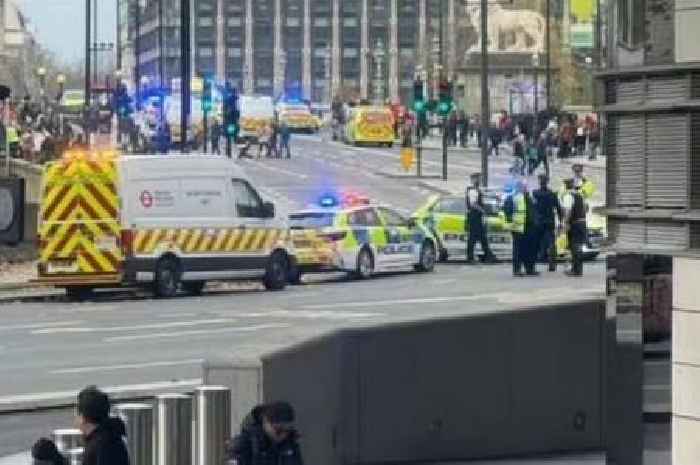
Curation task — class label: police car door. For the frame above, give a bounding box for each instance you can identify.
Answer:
[377,207,415,266]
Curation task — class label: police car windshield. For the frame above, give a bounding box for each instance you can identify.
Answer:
[289,212,336,229]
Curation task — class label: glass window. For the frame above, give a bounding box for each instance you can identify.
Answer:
[227,17,242,27]
[378,207,408,227]
[198,17,214,27]
[348,208,381,227]
[231,179,264,218]
[436,197,466,215]
[617,0,645,47]
[199,47,214,57]
[289,212,336,228]
[314,18,330,27]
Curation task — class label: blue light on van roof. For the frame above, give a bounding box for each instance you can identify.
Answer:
[319,195,338,207]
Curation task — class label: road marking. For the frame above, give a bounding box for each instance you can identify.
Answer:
[104,323,291,342]
[0,320,85,332]
[32,318,238,335]
[50,358,204,375]
[231,309,385,320]
[0,379,202,406]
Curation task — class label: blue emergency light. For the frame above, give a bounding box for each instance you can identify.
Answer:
[319,195,338,207]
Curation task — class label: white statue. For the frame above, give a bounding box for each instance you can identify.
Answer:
[466,3,546,53]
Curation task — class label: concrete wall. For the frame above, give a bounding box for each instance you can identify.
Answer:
[672,257,700,464]
[262,300,609,465]
[8,159,42,242]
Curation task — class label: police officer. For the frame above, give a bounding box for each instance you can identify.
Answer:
[562,178,587,276]
[570,163,596,200]
[505,180,538,276]
[532,174,563,272]
[465,173,497,264]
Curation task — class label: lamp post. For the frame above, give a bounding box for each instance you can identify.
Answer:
[372,39,386,105]
[278,50,287,99]
[532,53,540,137]
[431,34,441,100]
[36,67,47,113]
[324,45,332,107]
[56,74,66,102]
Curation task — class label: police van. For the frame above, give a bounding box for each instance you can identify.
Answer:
[37,152,294,298]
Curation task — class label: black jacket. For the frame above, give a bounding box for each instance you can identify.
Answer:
[532,187,563,228]
[228,406,303,465]
[82,418,130,465]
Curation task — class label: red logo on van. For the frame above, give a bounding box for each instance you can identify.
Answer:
[140,190,154,208]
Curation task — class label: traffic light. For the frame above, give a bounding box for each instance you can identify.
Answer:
[113,83,132,118]
[413,79,426,113]
[223,82,239,139]
[437,79,453,116]
[202,78,213,113]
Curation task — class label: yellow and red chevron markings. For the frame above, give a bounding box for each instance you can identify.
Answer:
[133,228,289,255]
[39,155,123,275]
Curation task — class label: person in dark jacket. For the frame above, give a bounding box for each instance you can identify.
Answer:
[75,386,130,465]
[32,438,66,465]
[532,175,563,272]
[228,402,303,465]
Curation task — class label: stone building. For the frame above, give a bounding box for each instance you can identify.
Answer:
[0,0,41,99]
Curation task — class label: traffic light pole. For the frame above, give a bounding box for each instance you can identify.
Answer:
[180,0,191,154]
[202,110,208,153]
[442,116,448,181]
[416,120,422,177]
[480,0,490,188]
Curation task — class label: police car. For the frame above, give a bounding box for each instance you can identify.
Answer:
[287,194,437,283]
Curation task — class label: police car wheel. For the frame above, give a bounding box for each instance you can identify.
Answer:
[288,266,303,285]
[355,248,374,279]
[154,256,181,298]
[416,241,436,272]
[264,251,288,291]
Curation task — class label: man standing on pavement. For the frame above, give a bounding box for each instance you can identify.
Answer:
[466,173,498,264]
[561,178,588,276]
[75,386,130,465]
[505,180,538,276]
[227,401,304,465]
[533,175,563,272]
[279,121,292,158]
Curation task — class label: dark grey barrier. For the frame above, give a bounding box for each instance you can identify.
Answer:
[263,300,608,465]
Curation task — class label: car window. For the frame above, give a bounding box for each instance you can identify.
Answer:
[378,207,407,227]
[231,179,264,218]
[289,212,336,229]
[436,198,465,215]
[348,208,380,227]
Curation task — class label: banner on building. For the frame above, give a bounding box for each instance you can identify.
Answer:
[0,177,25,244]
[571,0,595,23]
[571,23,594,48]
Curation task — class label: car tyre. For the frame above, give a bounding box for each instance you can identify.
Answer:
[183,281,206,296]
[264,251,288,291]
[154,256,181,298]
[415,240,436,272]
[65,286,94,301]
[288,265,303,285]
[438,248,449,262]
[354,247,374,279]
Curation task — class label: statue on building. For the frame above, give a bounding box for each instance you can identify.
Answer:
[465,3,545,53]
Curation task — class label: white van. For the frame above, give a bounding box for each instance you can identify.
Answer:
[37,153,294,298]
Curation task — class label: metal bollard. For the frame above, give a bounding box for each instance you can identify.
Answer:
[65,448,83,465]
[52,429,83,454]
[115,403,154,465]
[194,386,231,465]
[155,393,192,465]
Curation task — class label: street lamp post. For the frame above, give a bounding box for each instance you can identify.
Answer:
[56,74,66,102]
[431,35,441,101]
[36,67,47,113]
[278,51,287,99]
[372,39,385,105]
[532,53,540,136]
[324,46,332,108]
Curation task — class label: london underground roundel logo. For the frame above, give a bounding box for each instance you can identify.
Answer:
[140,190,154,208]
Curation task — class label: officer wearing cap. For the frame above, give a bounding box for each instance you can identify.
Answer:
[561,177,588,276]
[465,172,498,264]
[570,163,596,200]
[228,401,304,465]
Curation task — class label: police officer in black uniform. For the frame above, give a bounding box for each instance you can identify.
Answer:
[565,178,588,276]
[465,173,498,264]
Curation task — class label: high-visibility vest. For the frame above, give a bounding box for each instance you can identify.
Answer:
[510,193,526,234]
[6,126,19,144]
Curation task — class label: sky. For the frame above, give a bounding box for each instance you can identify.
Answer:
[17,0,116,64]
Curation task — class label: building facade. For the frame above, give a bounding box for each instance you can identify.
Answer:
[600,0,700,463]
[0,0,41,98]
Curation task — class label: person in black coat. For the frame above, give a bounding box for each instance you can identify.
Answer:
[75,386,130,465]
[31,438,66,465]
[228,402,303,465]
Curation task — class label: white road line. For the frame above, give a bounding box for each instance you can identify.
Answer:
[0,320,85,332]
[32,318,238,335]
[0,379,202,406]
[104,323,291,342]
[50,358,204,375]
[229,310,384,320]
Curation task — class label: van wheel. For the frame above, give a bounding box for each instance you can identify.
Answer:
[65,286,94,301]
[154,256,181,298]
[438,248,449,262]
[415,241,436,272]
[387,142,393,148]
[183,281,206,296]
[264,251,288,291]
[354,247,374,279]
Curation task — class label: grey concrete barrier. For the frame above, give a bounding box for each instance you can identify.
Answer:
[52,429,82,455]
[262,300,608,465]
[201,359,262,433]
[115,403,154,465]
[65,448,83,465]
[9,159,42,241]
[194,386,231,465]
[155,394,192,465]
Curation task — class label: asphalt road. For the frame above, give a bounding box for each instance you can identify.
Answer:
[0,136,611,458]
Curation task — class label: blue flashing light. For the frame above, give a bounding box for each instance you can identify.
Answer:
[319,195,338,208]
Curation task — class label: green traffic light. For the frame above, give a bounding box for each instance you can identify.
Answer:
[437,101,451,115]
[226,124,237,135]
[413,100,426,112]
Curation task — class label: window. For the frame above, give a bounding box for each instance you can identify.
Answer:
[348,208,381,227]
[231,179,264,218]
[617,0,645,48]
[378,207,408,227]
[199,47,214,57]
[227,17,242,27]
[436,197,466,215]
[289,212,336,228]
[198,17,214,27]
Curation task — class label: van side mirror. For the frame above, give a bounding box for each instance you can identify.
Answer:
[262,201,275,218]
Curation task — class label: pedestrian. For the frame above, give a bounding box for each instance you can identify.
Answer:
[31,438,66,465]
[533,175,563,272]
[465,173,498,264]
[570,163,597,200]
[227,401,304,465]
[504,180,538,276]
[561,178,588,276]
[448,112,458,147]
[257,125,269,159]
[75,386,130,465]
[279,121,292,159]
[268,122,279,158]
[7,122,19,158]
[457,111,468,147]
[211,118,222,155]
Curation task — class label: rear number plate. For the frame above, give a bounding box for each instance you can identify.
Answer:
[48,260,78,273]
